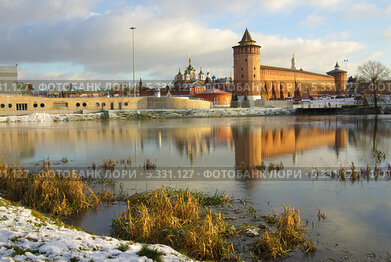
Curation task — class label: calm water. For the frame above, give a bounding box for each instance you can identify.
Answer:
[1,115,391,261]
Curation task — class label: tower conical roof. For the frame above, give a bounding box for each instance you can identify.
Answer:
[239,28,256,45]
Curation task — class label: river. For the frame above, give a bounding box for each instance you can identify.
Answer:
[1,115,390,261]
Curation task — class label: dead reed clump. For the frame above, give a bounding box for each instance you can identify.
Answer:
[23,168,100,216]
[102,159,115,170]
[373,150,386,163]
[350,162,360,183]
[143,159,156,170]
[111,186,235,261]
[255,203,315,260]
[338,167,346,181]
[0,160,100,216]
[361,165,371,181]
[317,208,326,221]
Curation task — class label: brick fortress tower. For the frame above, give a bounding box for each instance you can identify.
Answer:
[232,28,262,101]
[327,62,347,95]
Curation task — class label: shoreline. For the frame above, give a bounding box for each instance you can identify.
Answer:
[1,105,390,123]
[0,108,296,123]
[0,197,191,262]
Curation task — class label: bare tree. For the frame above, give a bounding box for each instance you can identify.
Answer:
[357,61,391,114]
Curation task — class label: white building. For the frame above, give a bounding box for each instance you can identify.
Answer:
[0,65,18,81]
[0,65,18,94]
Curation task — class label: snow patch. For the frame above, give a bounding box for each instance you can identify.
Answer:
[0,198,192,262]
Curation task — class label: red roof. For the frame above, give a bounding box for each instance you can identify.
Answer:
[199,88,230,95]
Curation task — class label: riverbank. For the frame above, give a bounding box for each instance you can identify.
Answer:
[0,107,296,122]
[0,197,191,262]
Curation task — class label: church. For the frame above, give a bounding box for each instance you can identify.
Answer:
[233,29,347,101]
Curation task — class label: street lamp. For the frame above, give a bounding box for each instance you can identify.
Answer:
[344,59,348,73]
[130,27,136,97]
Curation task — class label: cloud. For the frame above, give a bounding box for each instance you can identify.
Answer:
[346,3,385,18]
[253,33,363,74]
[0,0,100,26]
[0,0,365,80]
[299,15,326,27]
[382,28,391,40]
[262,0,342,12]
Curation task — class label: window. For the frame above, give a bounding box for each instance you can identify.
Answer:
[124,102,129,106]
[33,103,38,108]
[245,58,247,62]
[96,102,100,107]
[40,103,45,108]
[0,104,4,108]
[102,102,106,107]
[82,102,87,107]
[76,103,80,107]
[8,104,12,108]
[16,103,28,111]
[242,74,244,78]
[214,98,218,105]
[53,103,68,108]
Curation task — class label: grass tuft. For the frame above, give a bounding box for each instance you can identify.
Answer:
[117,243,129,252]
[137,245,163,262]
[255,203,315,259]
[111,186,235,260]
[0,160,100,216]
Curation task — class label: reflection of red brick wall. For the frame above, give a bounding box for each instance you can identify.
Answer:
[196,93,232,105]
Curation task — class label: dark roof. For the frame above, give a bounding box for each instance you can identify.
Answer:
[327,62,346,74]
[239,28,256,45]
[241,28,253,42]
[260,65,334,78]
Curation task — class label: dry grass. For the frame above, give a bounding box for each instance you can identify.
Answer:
[143,159,156,170]
[111,186,235,260]
[0,160,100,216]
[102,159,115,170]
[256,203,315,260]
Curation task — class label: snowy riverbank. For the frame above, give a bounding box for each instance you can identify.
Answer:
[0,197,191,262]
[0,107,296,123]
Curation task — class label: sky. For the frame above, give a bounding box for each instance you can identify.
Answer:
[0,0,390,80]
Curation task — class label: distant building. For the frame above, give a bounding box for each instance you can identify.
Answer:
[232,29,347,101]
[196,88,232,105]
[0,65,18,94]
[174,58,206,92]
[0,65,17,81]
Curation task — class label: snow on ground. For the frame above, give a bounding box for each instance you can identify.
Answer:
[0,198,192,262]
[0,107,295,123]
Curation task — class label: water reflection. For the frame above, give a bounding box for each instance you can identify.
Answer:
[1,116,391,261]
[232,125,347,167]
[1,116,391,168]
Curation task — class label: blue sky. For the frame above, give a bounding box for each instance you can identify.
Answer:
[0,0,390,80]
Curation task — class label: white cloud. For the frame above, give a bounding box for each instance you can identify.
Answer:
[253,33,363,74]
[347,3,382,18]
[382,28,391,40]
[0,0,99,26]
[262,0,342,12]
[299,15,326,27]
[0,0,366,80]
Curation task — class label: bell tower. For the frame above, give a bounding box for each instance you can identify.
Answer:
[232,28,261,101]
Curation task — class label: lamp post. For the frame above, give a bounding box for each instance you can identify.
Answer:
[130,27,136,97]
[344,59,348,73]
